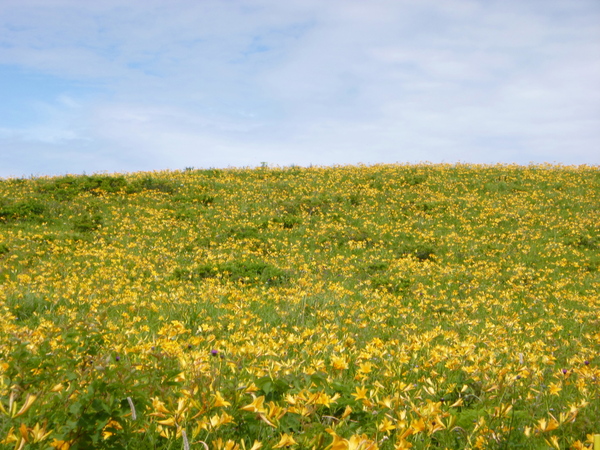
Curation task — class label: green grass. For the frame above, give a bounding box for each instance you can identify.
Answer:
[0,164,598,449]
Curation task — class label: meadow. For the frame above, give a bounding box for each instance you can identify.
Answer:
[0,163,598,449]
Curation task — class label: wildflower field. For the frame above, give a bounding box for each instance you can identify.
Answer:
[0,164,599,449]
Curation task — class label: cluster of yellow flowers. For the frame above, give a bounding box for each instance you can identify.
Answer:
[0,164,598,448]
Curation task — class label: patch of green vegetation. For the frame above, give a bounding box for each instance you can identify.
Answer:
[72,211,103,233]
[369,275,411,294]
[261,215,303,229]
[126,176,178,194]
[0,199,47,223]
[228,226,263,240]
[35,174,179,200]
[37,174,129,199]
[4,293,58,322]
[319,228,372,248]
[172,193,215,205]
[172,260,290,286]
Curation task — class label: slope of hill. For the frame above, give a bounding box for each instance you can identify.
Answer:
[0,164,598,449]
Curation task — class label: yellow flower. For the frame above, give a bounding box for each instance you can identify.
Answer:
[474,436,487,449]
[357,362,373,374]
[156,417,177,427]
[347,435,378,450]
[29,422,53,443]
[210,411,235,429]
[243,440,262,450]
[544,436,561,450]
[273,433,297,448]
[377,396,394,409]
[307,391,339,407]
[394,439,413,449]
[548,382,562,396]
[150,397,170,415]
[0,393,38,418]
[213,391,232,408]
[328,434,349,450]
[265,401,287,424]
[377,416,396,433]
[50,439,72,449]
[0,427,19,446]
[341,405,353,419]
[449,398,463,408]
[102,419,123,439]
[535,417,559,433]
[331,355,348,370]
[213,438,240,450]
[241,395,267,414]
[351,386,369,401]
[410,418,426,434]
[327,433,378,450]
[173,372,186,382]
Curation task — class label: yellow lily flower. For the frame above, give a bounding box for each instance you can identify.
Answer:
[0,393,38,418]
[273,433,297,448]
[241,395,266,414]
[213,391,232,408]
[377,416,396,433]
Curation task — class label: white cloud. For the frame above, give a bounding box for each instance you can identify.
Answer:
[0,0,599,177]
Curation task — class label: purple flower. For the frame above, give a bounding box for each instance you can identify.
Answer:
[562,368,568,374]
[211,349,218,356]
[115,356,120,362]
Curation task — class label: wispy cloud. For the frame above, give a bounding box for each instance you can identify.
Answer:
[1,0,598,177]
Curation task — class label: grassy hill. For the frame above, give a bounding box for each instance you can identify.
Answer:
[0,164,599,449]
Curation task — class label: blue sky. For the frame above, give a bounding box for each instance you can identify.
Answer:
[1,0,599,177]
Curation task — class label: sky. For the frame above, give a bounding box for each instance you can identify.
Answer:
[1,0,599,177]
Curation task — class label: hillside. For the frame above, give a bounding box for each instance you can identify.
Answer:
[0,164,599,449]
